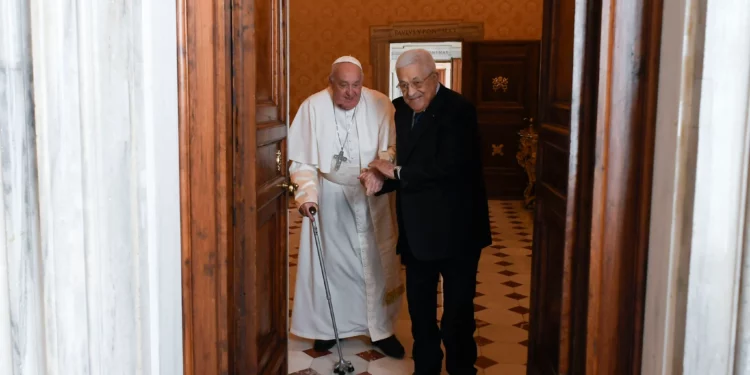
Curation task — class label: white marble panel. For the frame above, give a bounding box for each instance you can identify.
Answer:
[682,0,750,373]
[12,0,183,374]
[641,0,704,373]
[139,1,183,373]
[0,157,11,375]
[0,0,46,374]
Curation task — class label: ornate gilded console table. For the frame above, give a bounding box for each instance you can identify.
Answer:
[516,119,538,209]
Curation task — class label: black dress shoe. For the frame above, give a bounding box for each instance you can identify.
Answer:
[373,335,405,359]
[313,339,336,352]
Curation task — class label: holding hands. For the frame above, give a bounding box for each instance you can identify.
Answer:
[359,168,385,196]
[367,159,396,179]
[359,159,397,196]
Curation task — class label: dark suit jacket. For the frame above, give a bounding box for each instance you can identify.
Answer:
[378,85,492,261]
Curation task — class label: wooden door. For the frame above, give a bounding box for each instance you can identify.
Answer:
[527,0,578,373]
[233,0,290,373]
[178,0,289,374]
[436,68,447,86]
[461,41,540,200]
[527,0,663,373]
[451,58,462,93]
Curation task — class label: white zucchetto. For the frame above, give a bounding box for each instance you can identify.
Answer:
[332,56,363,71]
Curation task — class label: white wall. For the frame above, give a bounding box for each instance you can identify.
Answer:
[0,0,183,373]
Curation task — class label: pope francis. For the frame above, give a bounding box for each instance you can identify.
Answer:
[287,56,405,358]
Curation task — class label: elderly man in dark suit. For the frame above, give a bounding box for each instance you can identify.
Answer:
[360,49,491,375]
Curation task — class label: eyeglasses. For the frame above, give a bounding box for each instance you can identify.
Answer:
[398,72,436,93]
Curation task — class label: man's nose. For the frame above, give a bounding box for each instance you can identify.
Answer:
[407,85,418,97]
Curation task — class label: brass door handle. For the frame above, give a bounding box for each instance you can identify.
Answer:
[280,181,298,194]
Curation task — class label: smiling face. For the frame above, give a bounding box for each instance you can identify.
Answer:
[396,63,438,113]
[328,62,363,110]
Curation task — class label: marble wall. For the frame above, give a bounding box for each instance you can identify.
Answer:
[0,0,183,374]
[0,0,45,373]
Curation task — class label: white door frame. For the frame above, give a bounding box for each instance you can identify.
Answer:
[643,0,750,373]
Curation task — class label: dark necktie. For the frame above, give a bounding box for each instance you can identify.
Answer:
[411,112,424,129]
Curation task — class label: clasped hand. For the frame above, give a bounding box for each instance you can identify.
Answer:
[359,159,396,196]
[359,168,384,196]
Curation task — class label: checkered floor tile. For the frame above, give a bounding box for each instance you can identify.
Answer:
[288,200,532,375]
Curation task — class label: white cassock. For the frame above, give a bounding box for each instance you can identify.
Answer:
[288,87,403,341]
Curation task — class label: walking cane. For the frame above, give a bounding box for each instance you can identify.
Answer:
[309,207,355,374]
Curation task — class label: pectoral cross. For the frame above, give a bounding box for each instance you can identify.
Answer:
[333,150,348,171]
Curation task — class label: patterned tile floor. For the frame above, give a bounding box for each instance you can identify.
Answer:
[288,200,533,375]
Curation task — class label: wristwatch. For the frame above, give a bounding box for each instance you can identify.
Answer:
[394,166,402,180]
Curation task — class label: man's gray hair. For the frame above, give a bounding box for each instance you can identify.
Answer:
[395,49,436,75]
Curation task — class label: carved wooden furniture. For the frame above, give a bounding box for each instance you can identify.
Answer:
[516,121,538,209]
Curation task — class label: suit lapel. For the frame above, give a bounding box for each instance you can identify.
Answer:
[395,105,412,161]
[399,85,450,163]
[401,112,434,162]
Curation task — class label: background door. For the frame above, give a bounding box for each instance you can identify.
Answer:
[461,41,540,200]
[178,0,290,374]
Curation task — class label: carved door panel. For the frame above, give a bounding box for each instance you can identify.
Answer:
[526,0,576,373]
[178,0,290,373]
[232,0,289,374]
[461,41,540,200]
